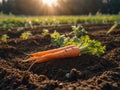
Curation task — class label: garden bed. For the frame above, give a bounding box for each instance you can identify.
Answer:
[0,24,120,90]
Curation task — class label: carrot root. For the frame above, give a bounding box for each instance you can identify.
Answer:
[24,46,80,70]
[35,46,80,63]
[24,45,80,64]
[31,45,75,57]
[23,56,39,62]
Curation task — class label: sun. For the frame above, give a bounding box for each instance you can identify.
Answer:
[42,0,58,7]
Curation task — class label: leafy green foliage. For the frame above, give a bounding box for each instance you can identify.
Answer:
[71,25,88,37]
[42,29,49,36]
[20,31,32,40]
[24,20,33,28]
[0,34,9,42]
[51,25,88,47]
[0,15,120,29]
[50,28,105,56]
[52,20,60,26]
[51,31,65,47]
[78,35,106,56]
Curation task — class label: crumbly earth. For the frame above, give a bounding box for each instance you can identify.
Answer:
[0,24,120,90]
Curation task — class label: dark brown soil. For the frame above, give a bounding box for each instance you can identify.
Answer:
[0,24,120,90]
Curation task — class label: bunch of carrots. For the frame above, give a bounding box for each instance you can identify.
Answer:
[23,35,106,64]
[23,27,105,70]
[23,45,79,63]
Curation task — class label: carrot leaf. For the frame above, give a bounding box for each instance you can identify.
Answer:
[50,26,105,56]
[78,35,106,56]
[72,25,88,37]
[107,22,118,34]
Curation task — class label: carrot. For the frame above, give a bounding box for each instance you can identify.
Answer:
[34,46,80,63]
[31,45,75,57]
[27,46,80,70]
[23,45,75,62]
[23,56,39,62]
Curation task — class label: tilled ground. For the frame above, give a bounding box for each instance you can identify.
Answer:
[0,24,120,90]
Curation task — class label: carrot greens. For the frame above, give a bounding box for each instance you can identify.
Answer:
[78,35,105,56]
[71,25,88,37]
[50,25,105,56]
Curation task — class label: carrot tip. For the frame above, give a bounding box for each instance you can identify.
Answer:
[22,59,30,62]
[22,56,39,62]
[22,58,33,62]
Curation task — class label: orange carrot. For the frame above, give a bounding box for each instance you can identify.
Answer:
[34,46,80,63]
[31,45,75,57]
[25,46,80,71]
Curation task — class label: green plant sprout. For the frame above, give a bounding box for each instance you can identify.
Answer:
[51,31,65,47]
[107,22,118,34]
[0,34,9,42]
[42,29,49,36]
[20,31,32,40]
[24,20,33,28]
[71,25,88,37]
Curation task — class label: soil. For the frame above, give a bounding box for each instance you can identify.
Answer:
[0,24,120,90]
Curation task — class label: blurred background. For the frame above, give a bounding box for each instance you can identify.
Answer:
[0,0,120,15]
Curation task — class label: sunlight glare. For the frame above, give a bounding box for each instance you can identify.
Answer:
[42,0,58,7]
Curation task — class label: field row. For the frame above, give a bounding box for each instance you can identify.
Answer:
[0,14,120,29]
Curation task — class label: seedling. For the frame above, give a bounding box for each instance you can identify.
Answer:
[0,34,9,42]
[20,31,32,40]
[42,29,49,36]
[53,20,60,26]
[17,27,24,31]
[107,22,118,34]
[71,25,88,37]
[25,20,33,28]
[8,29,12,32]
[51,31,65,47]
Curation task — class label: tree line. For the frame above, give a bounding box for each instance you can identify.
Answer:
[0,0,120,15]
